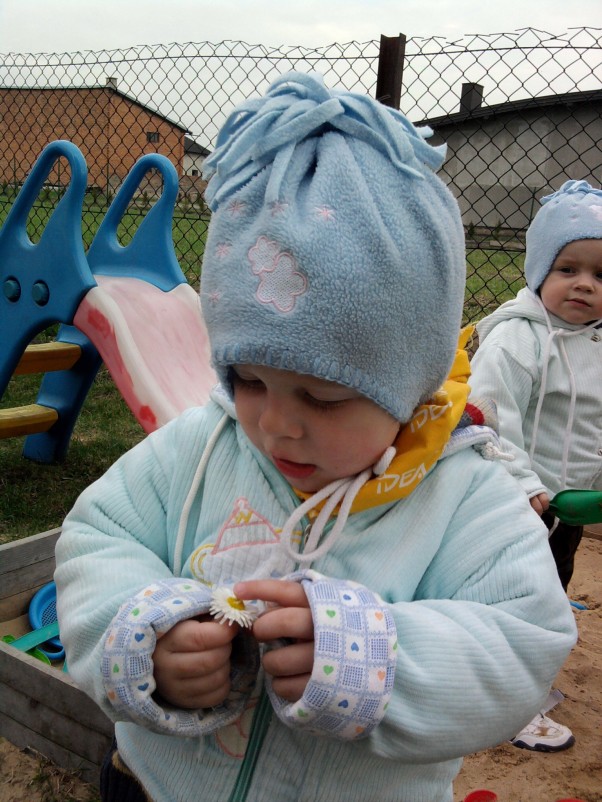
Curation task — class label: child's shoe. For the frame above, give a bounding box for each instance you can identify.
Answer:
[510,712,575,752]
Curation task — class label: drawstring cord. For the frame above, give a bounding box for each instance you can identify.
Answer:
[173,410,399,574]
[558,337,577,491]
[173,412,229,577]
[280,446,397,565]
[173,414,398,574]
[531,295,601,534]
[530,297,599,477]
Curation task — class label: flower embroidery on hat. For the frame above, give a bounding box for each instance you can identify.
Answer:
[249,235,308,313]
[270,200,289,217]
[227,199,247,216]
[315,204,335,221]
[215,243,232,258]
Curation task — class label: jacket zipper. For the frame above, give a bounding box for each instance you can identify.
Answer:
[227,499,334,802]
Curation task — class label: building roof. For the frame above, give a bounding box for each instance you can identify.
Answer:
[108,85,189,132]
[184,136,210,157]
[415,87,602,128]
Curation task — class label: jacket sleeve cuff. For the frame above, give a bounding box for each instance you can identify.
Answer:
[266,571,398,740]
[101,578,259,736]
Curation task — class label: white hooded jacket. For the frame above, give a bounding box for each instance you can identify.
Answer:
[470,287,602,498]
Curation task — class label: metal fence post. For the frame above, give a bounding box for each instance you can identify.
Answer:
[375,34,406,109]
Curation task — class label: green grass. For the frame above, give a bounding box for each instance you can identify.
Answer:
[464,247,525,323]
[0,366,145,543]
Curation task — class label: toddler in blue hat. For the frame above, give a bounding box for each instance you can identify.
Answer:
[470,179,602,753]
[55,73,576,802]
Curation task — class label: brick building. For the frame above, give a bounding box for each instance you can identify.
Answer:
[0,80,188,191]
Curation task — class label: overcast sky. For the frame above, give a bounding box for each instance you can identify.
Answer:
[1,0,601,53]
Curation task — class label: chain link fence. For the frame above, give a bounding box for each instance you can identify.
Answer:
[1,28,601,321]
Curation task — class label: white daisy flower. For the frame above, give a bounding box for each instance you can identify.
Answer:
[209,587,259,628]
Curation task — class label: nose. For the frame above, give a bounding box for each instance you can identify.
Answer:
[574,272,595,292]
[258,393,303,439]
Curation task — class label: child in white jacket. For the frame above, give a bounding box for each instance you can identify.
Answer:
[470,179,602,753]
[55,73,577,802]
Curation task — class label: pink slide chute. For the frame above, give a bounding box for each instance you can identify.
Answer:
[75,275,217,432]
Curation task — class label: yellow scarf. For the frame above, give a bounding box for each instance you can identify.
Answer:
[298,326,474,516]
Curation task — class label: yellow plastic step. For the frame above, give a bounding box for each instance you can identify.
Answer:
[0,404,59,438]
[14,342,82,375]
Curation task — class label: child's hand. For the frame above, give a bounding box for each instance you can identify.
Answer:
[153,616,239,709]
[530,492,550,516]
[235,579,314,703]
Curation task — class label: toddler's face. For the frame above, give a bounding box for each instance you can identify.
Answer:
[540,239,602,324]
[232,364,400,493]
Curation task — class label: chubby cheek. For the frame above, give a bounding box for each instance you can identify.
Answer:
[233,397,262,447]
[316,421,398,474]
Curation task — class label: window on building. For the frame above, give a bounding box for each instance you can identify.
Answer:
[146,132,160,143]
[191,169,199,176]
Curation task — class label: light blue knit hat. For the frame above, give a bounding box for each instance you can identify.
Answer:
[200,72,466,423]
[525,180,602,292]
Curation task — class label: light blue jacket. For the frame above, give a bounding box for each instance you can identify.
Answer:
[470,287,602,498]
[55,395,576,802]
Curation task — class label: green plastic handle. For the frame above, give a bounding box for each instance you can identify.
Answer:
[548,490,602,525]
[8,621,60,652]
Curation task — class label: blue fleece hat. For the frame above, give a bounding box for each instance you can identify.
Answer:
[525,180,602,292]
[200,72,466,423]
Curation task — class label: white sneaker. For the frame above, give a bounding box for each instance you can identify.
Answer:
[510,712,575,752]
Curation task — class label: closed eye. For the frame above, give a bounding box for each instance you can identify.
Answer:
[303,393,348,411]
[231,372,265,393]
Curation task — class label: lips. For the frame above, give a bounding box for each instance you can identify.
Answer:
[273,456,316,479]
